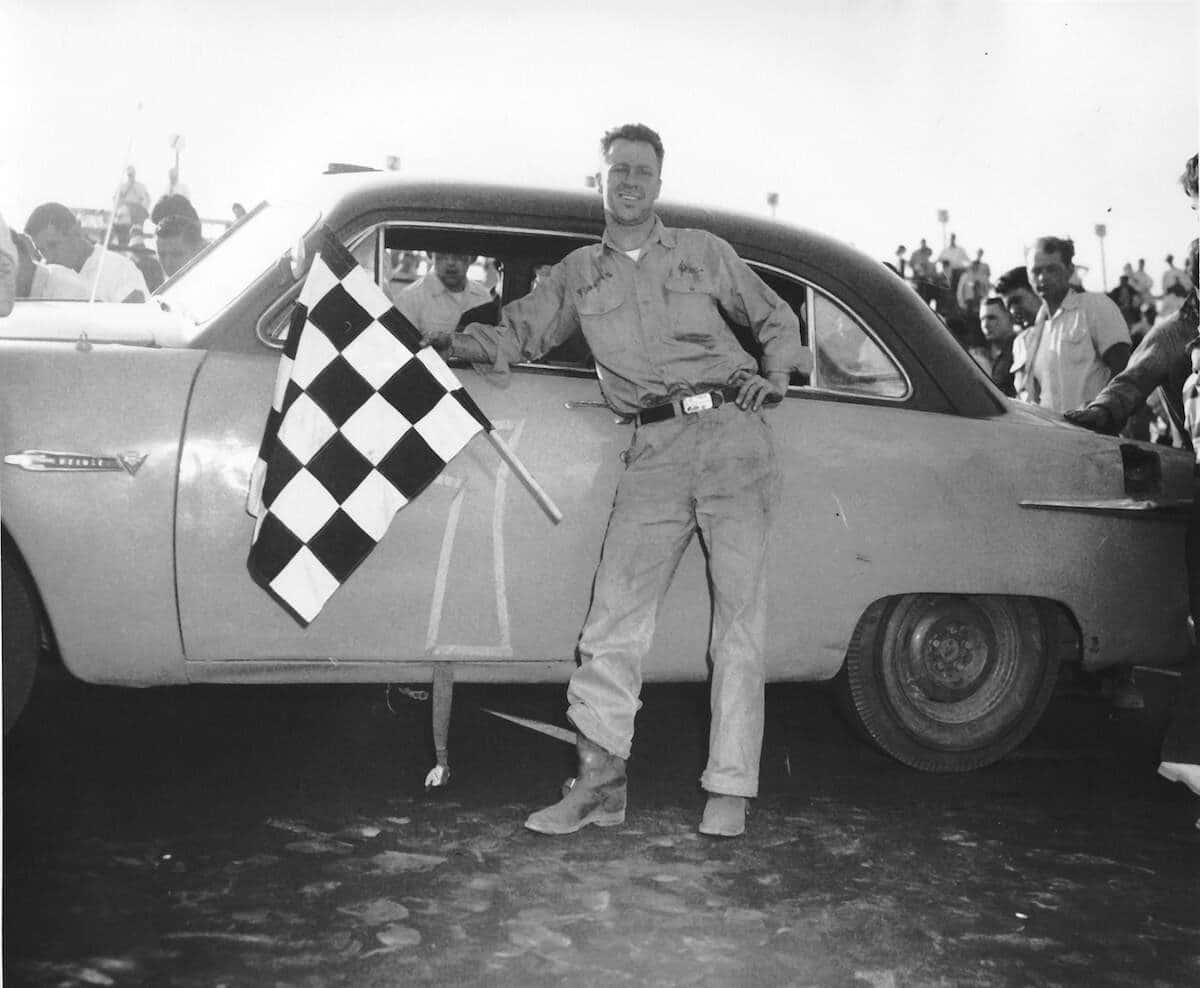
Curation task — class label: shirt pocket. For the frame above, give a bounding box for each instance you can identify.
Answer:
[1062,316,1094,364]
[664,272,720,337]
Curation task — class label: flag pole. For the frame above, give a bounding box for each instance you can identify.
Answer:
[484,430,563,524]
[90,101,144,304]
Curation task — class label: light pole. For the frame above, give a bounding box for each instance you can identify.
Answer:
[766,192,779,219]
[936,209,949,250]
[1094,223,1108,291]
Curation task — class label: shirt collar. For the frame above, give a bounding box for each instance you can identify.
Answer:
[601,215,674,253]
[1040,290,1081,321]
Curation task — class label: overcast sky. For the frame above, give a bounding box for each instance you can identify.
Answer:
[4,0,1198,290]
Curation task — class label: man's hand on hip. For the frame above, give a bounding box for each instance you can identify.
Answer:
[733,371,787,412]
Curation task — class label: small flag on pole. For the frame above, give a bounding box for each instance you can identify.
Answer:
[247,231,491,625]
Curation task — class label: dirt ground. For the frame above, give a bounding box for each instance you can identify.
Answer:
[4,667,1198,987]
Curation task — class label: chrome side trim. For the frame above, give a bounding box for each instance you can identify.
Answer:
[1020,497,1192,519]
[4,449,148,475]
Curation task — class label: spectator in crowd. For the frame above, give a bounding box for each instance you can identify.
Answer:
[974,248,991,281]
[394,252,492,337]
[25,202,148,303]
[151,193,199,226]
[1109,272,1144,327]
[910,238,936,303]
[1130,302,1157,347]
[11,230,89,300]
[155,213,205,278]
[994,265,1041,329]
[955,256,990,318]
[1164,253,1193,295]
[0,212,16,316]
[938,232,969,272]
[1130,257,1154,301]
[1161,281,1190,319]
[893,245,907,279]
[232,202,247,221]
[931,260,954,316]
[166,165,190,200]
[1021,236,1130,412]
[938,232,970,294]
[978,296,1018,397]
[116,165,151,227]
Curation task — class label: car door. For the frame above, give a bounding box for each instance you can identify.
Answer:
[173,223,629,671]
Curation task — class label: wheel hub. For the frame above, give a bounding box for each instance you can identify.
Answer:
[905,605,996,703]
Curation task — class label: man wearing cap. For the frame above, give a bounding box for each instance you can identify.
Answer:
[426,123,808,839]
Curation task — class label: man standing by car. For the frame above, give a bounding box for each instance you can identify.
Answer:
[426,123,808,839]
[25,202,148,303]
[1021,236,1131,412]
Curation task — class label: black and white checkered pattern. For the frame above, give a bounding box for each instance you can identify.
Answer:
[248,233,491,625]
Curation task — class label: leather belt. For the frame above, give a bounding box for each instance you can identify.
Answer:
[634,386,744,426]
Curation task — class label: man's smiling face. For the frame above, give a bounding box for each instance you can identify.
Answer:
[598,138,661,227]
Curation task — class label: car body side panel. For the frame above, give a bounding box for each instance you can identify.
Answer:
[174,354,635,668]
[764,393,1189,676]
[0,340,204,684]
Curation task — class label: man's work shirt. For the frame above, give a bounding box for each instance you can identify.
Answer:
[31,263,89,299]
[1085,294,1200,448]
[1026,291,1130,412]
[461,220,808,416]
[395,273,492,339]
[80,244,149,302]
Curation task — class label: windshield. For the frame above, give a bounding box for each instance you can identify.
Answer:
[156,202,320,328]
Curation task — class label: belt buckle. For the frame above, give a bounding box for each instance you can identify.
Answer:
[681,392,716,415]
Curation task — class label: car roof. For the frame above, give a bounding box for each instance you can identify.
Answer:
[317,175,1004,418]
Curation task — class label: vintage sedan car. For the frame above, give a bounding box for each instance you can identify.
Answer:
[2,176,1192,772]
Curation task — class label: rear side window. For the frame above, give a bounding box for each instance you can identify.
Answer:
[810,292,907,398]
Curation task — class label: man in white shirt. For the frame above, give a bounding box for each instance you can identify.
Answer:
[394,252,492,338]
[25,202,148,302]
[937,233,969,272]
[1163,253,1193,295]
[1130,258,1154,301]
[11,231,89,299]
[1022,236,1131,412]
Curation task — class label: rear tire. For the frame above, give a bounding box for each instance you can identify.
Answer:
[3,553,40,733]
[836,594,1059,772]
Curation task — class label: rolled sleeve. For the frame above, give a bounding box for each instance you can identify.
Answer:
[1084,293,1132,354]
[460,263,580,375]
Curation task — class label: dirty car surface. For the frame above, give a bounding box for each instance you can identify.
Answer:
[1,176,1191,770]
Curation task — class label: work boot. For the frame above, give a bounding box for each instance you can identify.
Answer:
[699,794,747,838]
[525,734,627,835]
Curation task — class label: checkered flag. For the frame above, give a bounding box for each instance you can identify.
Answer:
[247,232,491,625]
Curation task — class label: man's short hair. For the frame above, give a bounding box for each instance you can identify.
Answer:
[1181,153,1199,198]
[600,123,664,169]
[155,213,203,245]
[994,266,1033,295]
[1033,236,1075,267]
[982,295,1006,310]
[151,194,199,226]
[25,202,78,237]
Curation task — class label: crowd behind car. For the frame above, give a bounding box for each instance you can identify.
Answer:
[0,163,240,312]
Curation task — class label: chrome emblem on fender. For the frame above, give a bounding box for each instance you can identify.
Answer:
[4,450,148,475]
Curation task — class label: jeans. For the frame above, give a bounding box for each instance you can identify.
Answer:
[566,402,780,798]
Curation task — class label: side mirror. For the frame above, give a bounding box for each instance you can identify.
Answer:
[288,236,308,281]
